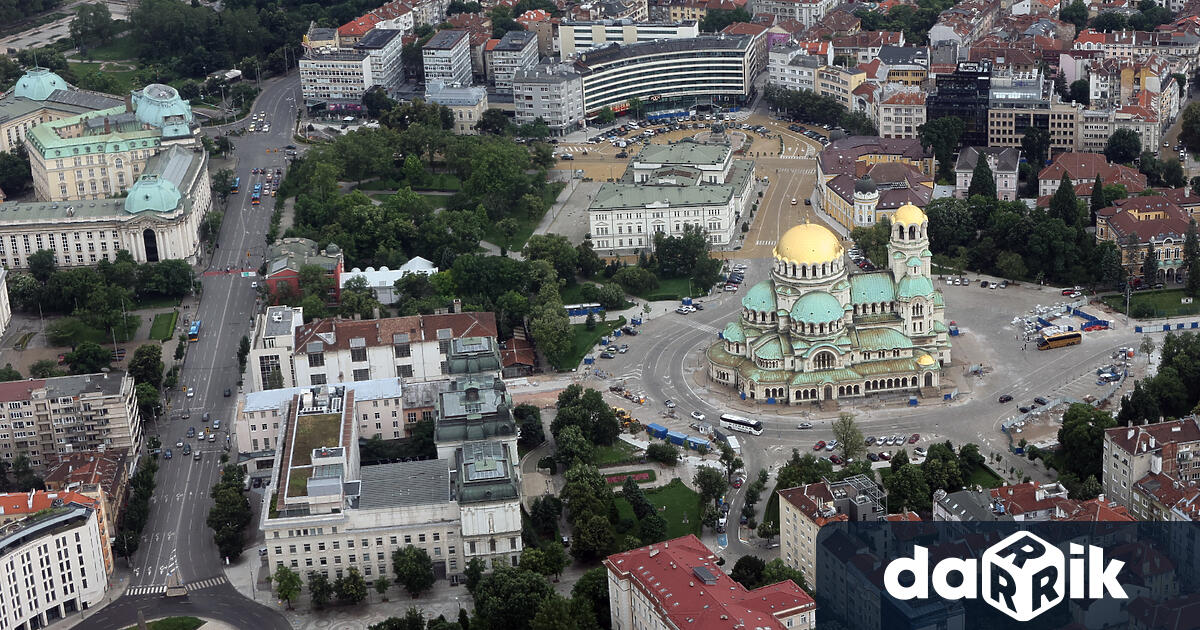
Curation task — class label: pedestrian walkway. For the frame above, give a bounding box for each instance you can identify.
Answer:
[125,584,166,596]
[188,575,229,591]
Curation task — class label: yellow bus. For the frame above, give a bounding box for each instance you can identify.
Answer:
[1037,330,1082,350]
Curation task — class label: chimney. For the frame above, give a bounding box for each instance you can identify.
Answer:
[124,92,133,113]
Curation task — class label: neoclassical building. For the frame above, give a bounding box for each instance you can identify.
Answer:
[707,204,951,404]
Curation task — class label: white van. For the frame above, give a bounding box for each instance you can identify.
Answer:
[725,435,740,451]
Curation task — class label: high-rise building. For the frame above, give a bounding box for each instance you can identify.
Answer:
[487,31,538,92]
[423,30,473,86]
[925,61,992,147]
[512,63,586,136]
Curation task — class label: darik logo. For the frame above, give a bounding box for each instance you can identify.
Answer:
[883,531,1128,622]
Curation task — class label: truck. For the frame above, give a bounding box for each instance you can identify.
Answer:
[646,423,668,439]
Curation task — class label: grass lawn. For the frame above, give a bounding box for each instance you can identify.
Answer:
[420,193,449,208]
[1100,288,1200,318]
[135,295,183,310]
[287,467,312,498]
[615,478,702,538]
[559,282,633,310]
[291,413,343,466]
[632,277,707,301]
[67,62,139,94]
[84,34,139,61]
[966,464,1004,488]
[480,181,565,250]
[122,617,205,630]
[560,316,626,370]
[149,311,178,341]
[595,441,640,467]
[13,332,34,351]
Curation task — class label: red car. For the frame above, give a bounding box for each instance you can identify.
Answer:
[830,454,844,465]
[878,452,891,460]
[813,441,826,451]
[908,433,920,444]
[733,477,744,489]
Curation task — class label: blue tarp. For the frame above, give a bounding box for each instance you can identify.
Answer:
[646,423,668,438]
[666,430,687,445]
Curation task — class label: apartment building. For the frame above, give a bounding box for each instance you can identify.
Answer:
[588,141,754,252]
[953,146,1019,200]
[486,31,538,92]
[815,65,866,110]
[574,37,753,116]
[0,499,109,630]
[248,306,304,393]
[423,30,472,86]
[0,68,122,154]
[778,475,885,590]
[0,372,141,470]
[512,63,587,135]
[767,46,828,93]
[751,0,837,28]
[875,84,925,140]
[1101,418,1200,509]
[605,535,816,630]
[424,81,487,134]
[558,20,699,57]
[300,28,405,109]
[42,451,129,543]
[831,30,904,65]
[1037,151,1147,198]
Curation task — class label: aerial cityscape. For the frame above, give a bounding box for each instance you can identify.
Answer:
[0,0,1198,627]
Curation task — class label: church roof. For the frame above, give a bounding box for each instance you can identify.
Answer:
[791,368,861,385]
[849,272,896,303]
[897,275,935,299]
[723,321,746,343]
[791,291,843,323]
[742,280,776,312]
[756,337,784,360]
[906,256,922,267]
[852,327,913,351]
[854,357,918,376]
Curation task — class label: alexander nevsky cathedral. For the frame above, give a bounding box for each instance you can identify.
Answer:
[707,203,951,404]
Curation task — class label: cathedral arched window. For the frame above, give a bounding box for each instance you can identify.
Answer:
[909,225,916,240]
[813,351,835,370]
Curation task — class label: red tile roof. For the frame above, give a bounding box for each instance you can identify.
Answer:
[43,451,127,499]
[1105,418,1200,456]
[1039,152,1147,192]
[1054,498,1133,521]
[722,22,768,35]
[604,535,816,630]
[988,482,1071,516]
[339,13,383,37]
[778,483,850,526]
[0,379,45,402]
[501,337,535,368]
[0,490,98,518]
[1128,593,1200,630]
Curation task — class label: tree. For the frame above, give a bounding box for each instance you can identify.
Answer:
[572,567,611,629]
[539,541,569,579]
[639,512,668,544]
[335,567,368,604]
[1090,175,1105,226]
[597,107,616,124]
[917,116,964,183]
[1142,242,1159,283]
[28,359,65,379]
[1141,151,1164,186]
[1091,11,1129,30]
[476,108,512,134]
[135,382,162,421]
[66,342,111,375]
[308,572,334,609]
[0,364,20,383]
[392,545,436,598]
[645,442,679,466]
[1105,129,1142,164]
[128,344,164,388]
[885,463,932,512]
[1164,158,1188,189]
[1185,219,1200,297]
[719,443,744,480]
[524,234,579,282]
[1060,0,1089,33]
[273,565,302,609]
[966,157,996,199]
[211,168,233,207]
[27,250,56,284]
[465,558,487,595]
[756,519,779,542]
[374,576,391,601]
[1050,175,1079,226]
[516,405,546,450]
[831,413,866,461]
[531,594,579,630]
[1020,126,1051,195]
[1068,79,1091,105]
[1058,404,1116,481]
[1183,103,1200,154]
[369,608,427,630]
[699,7,751,31]
[760,558,808,591]
[472,566,555,630]
[556,425,595,466]
[693,466,727,509]
[70,2,117,47]
[731,555,766,589]
[238,335,251,371]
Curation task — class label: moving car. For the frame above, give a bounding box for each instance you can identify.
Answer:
[186,427,195,438]
[791,198,798,205]
[998,394,1013,403]
[224,388,232,397]
[164,449,173,460]
[186,387,195,398]
[194,452,202,461]
[691,411,706,421]
[796,422,813,429]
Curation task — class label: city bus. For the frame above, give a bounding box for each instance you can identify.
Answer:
[1037,330,1082,350]
[231,177,240,194]
[719,413,764,436]
[188,320,202,342]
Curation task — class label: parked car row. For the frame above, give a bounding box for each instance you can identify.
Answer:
[848,247,874,271]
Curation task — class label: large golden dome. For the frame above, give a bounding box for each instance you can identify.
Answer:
[893,203,927,226]
[774,223,843,265]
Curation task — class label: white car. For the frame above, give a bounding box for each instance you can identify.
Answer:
[691,411,706,421]
[664,400,676,409]
[251,281,258,288]
[186,387,195,398]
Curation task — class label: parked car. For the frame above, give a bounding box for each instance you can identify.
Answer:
[813,441,826,451]
[998,394,1013,403]
[877,452,891,460]
[599,351,615,359]
[1034,396,1049,406]
[914,447,927,457]
[1018,406,1031,413]
[868,452,880,461]
[908,434,920,444]
[830,454,844,465]
[664,399,676,408]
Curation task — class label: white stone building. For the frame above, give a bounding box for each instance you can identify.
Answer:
[300,29,406,109]
[512,63,586,136]
[487,31,538,92]
[750,0,837,27]
[423,30,472,87]
[424,82,487,135]
[557,20,699,57]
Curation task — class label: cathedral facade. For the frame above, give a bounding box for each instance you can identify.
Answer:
[707,203,951,403]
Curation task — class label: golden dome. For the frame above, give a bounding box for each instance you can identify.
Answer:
[916,353,936,367]
[774,223,844,265]
[892,203,927,226]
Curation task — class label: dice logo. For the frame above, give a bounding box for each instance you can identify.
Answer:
[981,532,1065,621]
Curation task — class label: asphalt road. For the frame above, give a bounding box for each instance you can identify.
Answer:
[77,74,302,630]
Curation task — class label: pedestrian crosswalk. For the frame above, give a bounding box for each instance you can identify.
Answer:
[559,145,592,153]
[777,167,816,175]
[125,575,227,597]
[756,240,776,246]
[778,154,813,160]
[678,320,721,334]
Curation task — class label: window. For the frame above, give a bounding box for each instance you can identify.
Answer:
[308,353,325,367]
[398,365,414,378]
[352,368,370,381]
[394,343,411,358]
[310,374,327,385]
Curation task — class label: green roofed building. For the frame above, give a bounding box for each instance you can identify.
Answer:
[708,203,950,404]
[588,139,755,253]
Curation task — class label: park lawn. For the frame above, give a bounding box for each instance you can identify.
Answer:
[420,193,449,208]
[966,463,1004,488]
[135,295,184,310]
[560,316,625,370]
[560,283,634,311]
[632,277,707,301]
[595,441,639,467]
[1100,288,1200,318]
[85,34,140,61]
[149,311,179,341]
[615,478,702,539]
[480,181,565,250]
[122,617,205,630]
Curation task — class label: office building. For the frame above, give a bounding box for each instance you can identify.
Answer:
[587,141,755,252]
[605,535,816,630]
[424,81,487,134]
[512,63,586,136]
[574,36,753,117]
[778,475,885,590]
[0,498,109,630]
[1096,196,1190,283]
[487,31,538,92]
[423,30,472,86]
[236,378,405,455]
[767,47,826,93]
[0,144,209,268]
[0,68,122,153]
[925,61,992,147]
[985,69,1081,151]
[558,20,699,57]
[0,371,141,470]
[299,28,406,110]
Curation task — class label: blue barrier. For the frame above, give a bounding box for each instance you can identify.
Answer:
[1136,326,1143,332]
[1037,317,1054,328]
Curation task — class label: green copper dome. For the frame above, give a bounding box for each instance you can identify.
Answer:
[742,281,776,312]
[124,175,181,214]
[132,83,194,128]
[723,321,746,343]
[791,291,842,324]
[897,275,935,299]
[13,68,67,101]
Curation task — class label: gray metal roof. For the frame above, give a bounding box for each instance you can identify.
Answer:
[264,306,296,338]
[358,460,451,509]
[494,30,535,51]
[44,371,128,398]
[424,29,468,50]
[356,28,403,50]
[242,378,401,413]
